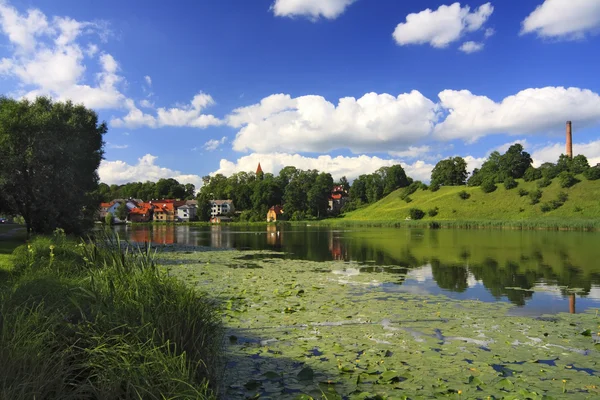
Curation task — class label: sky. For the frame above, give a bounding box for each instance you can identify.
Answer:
[1,0,600,188]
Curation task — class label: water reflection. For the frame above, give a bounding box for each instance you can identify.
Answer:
[113,224,600,314]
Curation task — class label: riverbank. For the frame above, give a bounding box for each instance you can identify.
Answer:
[0,232,223,399]
[340,176,600,231]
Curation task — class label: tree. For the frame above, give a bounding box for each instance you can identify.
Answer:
[378,165,410,195]
[307,173,333,218]
[499,144,532,179]
[571,155,590,174]
[0,97,106,235]
[430,157,468,187]
[335,176,351,192]
[523,167,542,182]
[184,183,196,199]
[116,202,129,221]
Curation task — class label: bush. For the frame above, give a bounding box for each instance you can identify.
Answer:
[529,189,542,205]
[427,207,439,217]
[540,192,568,213]
[558,171,580,188]
[536,177,552,188]
[518,188,529,197]
[540,203,552,213]
[481,179,497,193]
[419,183,429,190]
[400,181,421,200]
[408,208,425,220]
[404,196,413,203]
[557,191,569,203]
[584,166,600,181]
[458,190,470,200]
[503,177,518,190]
[430,183,440,192]
[523,167,542,182]
[104,212,113,225]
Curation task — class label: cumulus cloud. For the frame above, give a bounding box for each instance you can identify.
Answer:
[531,139,600,167]
[434,87,600,142]
[228,91,439,153]
[107,143,129,149]
[271,0,357,20]
[388,146,432,159]
[393,2,493,48]
[459,41,484,53]
[111,93,222,129]
[522,0,600,40]
[203,136,228,151]
[0,1,126,109]
[99,154,203,188]
[212,153,435,182]
[144,75,152,86]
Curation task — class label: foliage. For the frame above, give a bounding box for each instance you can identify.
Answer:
[541,191,569,213]
[429,182,440,192]
[408,208,425,220]
[116,202,129,221]
[104,212,113,226]
[523,167,542,182]
[427,207,439,217]
[400,181,423,201]
[0,97,106,235]
[571,154,590,174]
[518,188,529,197]
[529,190,543,205]
[558,171,580,188]
[503,177,518,190]
[0,235,222,399]
[584,165,600,181]
[98,179,197,203]
[404,196,412,203]
[430,157,468,187]
[539,162,560,179]
[480,179,497,193]
[458,190,470,200]
[351,165,410,205]
[469,144,532,186]
[536,177,552,188]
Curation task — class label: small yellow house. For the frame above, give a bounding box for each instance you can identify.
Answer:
[267,206,284,222]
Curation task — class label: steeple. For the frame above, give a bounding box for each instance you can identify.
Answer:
[256,162,263,175]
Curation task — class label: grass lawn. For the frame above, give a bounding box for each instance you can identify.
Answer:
[0,225,26,278]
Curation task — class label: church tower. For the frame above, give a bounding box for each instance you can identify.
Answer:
[256,162,263,175]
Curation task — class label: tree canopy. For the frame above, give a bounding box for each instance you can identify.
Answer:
[0,97,106,235]
[468,144,532,186]
[430,157,468,187]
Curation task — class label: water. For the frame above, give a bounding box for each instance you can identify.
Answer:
[113,224,600,315]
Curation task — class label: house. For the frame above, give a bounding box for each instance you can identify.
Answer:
[267,206,284,222]
[148,199,186,222]
[210,216,232,224]
[210,200,234,217]
[177,204,197,221]
[129,203,153,223]
[99,201,128,223]
[328,185,349,214]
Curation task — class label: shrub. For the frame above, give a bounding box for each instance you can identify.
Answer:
[518,188,529,197]
[408,208,425,220]
[458,190,471,200]
[541,192,569,212]
[574,206,583,212]
[540,203,552,213]
[523,167,542,182]
[419,183,429,190]
[404,196,413,203]
[104,212,113,225]
[400,181,421,200]
[557,191,569,203]
[481,179,497,193]
[503,177,518,190]
[529,189,542,205]
[584,166,600,181]
[558,171,580,188]
[427,207,439,217]
[536,177,552,188]
[430,183,440,192]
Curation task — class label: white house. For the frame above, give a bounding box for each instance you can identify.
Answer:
[177,205,197,221]
[210,200,234,217]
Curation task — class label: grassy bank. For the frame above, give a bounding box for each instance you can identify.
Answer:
[341,176,600,230]
[0,232,223,399]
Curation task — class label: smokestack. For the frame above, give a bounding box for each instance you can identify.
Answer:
[566,121,573,158]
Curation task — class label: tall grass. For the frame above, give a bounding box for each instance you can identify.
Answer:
[0,230,223,399]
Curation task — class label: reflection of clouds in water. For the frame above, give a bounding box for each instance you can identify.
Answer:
[407,264,482,288]
[532,284,600,301]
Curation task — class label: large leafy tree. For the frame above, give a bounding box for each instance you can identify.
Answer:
[430,157,468,187]
[0,97,106,235]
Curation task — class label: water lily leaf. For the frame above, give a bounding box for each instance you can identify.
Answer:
[297,366,314,381]
[263,371,280,380]
[496,378,514,390]
[294,395,314,400]
[244,379,262,391]
[379,370,400,383]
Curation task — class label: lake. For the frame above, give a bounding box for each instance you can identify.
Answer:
[114,224,600,315]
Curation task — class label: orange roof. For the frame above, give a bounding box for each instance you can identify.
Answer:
[100,202,113,208]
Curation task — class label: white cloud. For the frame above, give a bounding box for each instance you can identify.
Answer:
[139,99,154,108]
[484,27,495,38]
[531,139,600,167]
[434,87,600,142]
[212,152,435,182]
[99,154,203,188]
[0,1,125,109]
[393,2,493,48]
[111,93,222,129]
[271,0,356,20]
[459,41,484,53]
[388,145,432,159]
[144,75,152,86]
[203,136,228,151]
[107,143,129,149]
[228,91,439,153]
[522,0,600,40]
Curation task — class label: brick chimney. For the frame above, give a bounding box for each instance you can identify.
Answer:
[566,121,573,158]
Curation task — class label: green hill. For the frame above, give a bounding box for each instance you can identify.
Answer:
[341,176,600,229]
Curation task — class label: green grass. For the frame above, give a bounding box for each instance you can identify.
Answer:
[0,231,223,399]
[340,176,600,230]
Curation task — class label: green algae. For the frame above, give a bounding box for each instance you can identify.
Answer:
[161,250,600,399]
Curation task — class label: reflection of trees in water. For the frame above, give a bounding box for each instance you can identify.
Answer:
[469,260,535,306]
[430,259,469,293]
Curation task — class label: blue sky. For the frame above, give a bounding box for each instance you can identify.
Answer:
[1,0,600,187]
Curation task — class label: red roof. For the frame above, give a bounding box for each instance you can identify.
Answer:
[256,162,263,174]
[100,202,114,208]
